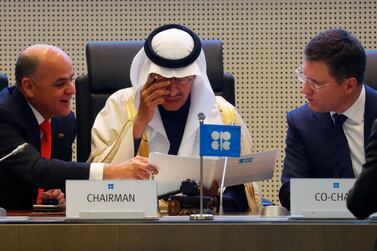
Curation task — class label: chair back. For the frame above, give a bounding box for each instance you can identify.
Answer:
[75,40,235,162]
[365,50,377,89]
[0,72,9,91]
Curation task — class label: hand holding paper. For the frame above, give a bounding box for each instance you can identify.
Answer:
[149,149,279,195]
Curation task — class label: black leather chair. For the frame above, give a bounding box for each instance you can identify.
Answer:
[365,50,377,90]
[75,40,236,162]
[0,72,9,91]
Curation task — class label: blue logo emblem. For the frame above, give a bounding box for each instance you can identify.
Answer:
[333,182,340,189]
[108,183,114,190]
[200,124,241,157]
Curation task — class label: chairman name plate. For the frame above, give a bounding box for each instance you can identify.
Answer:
[290,178,356,218]
[66,180,157,219]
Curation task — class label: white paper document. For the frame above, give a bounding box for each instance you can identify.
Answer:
[149,149,279,195]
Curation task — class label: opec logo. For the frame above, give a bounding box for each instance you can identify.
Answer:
[211,130,232,151]
[333,182,340,189]
[200,124,241,157]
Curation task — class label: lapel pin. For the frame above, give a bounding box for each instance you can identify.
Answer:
[58,133,64,139]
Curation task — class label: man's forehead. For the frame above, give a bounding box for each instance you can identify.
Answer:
[304,60,331,73]
[304,61,338,83]
[151,73,193,79]
[34,56,73,81]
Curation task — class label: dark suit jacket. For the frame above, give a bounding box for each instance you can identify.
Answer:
[280,85,377,210]
[0,86,90,210]
[347,119,377,219]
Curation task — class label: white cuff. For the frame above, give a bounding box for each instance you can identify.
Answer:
[89,163,104,180]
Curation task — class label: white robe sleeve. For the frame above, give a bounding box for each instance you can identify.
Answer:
[235,110,253,155]
[88,88,135,164]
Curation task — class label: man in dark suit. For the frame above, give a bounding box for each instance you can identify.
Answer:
[0,44,157,210]
[279,29,377,210]
[347,119,377,219]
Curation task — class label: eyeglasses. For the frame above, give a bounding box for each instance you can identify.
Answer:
[154,75,195,85]
[295,66,330,92]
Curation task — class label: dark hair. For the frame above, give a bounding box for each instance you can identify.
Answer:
[304,29,366,85]
[14,53,39,88]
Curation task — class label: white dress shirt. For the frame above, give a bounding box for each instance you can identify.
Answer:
[331,85,366,177]
[29,104,104,180]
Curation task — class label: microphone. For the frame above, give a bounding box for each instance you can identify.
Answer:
[197,113,206,123]
[0,143,28,162]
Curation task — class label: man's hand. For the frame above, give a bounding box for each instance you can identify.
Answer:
[103,156,158,180]
[133,74,171,139]
[42,189,65,206]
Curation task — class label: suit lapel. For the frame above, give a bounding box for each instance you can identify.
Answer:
[311,111,334,143]
[310,112,334,165]
[51,118,62,158]
[363,85,377,147]
[51,114,74,160]
[13,88,41,152]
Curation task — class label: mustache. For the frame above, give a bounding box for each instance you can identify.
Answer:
[163,94,183,99]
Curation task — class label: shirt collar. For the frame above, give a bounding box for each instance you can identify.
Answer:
[330,85,365,124]
[28,103,50,125]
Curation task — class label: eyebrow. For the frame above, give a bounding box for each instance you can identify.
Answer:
[306,76,321,85]
[53,73,74,83]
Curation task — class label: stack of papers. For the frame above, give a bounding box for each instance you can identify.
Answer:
[149,149,279,195]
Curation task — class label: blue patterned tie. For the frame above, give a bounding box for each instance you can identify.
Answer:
[332,113,353,176]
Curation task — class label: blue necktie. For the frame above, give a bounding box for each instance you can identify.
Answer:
[332,113,353,177]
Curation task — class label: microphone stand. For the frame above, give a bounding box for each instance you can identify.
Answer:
[219,120,235,215]
[190,113,213,220]
[0,150,19,162]
[0,143,28,162]
[219,157,228,215]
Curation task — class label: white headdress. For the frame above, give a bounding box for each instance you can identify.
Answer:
[129,24,220,156]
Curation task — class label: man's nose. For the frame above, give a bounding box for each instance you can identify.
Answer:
[167,80,179,96]
[300,80,313,95]
[66,81,76,95]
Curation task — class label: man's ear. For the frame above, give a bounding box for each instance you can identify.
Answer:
[21,78,35,98]
[344,77,359,94]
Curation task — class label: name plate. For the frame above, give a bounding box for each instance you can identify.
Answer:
[66,180,157,219]
[290,178,356,218]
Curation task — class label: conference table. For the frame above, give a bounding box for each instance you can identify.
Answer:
[1,211,377,251]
